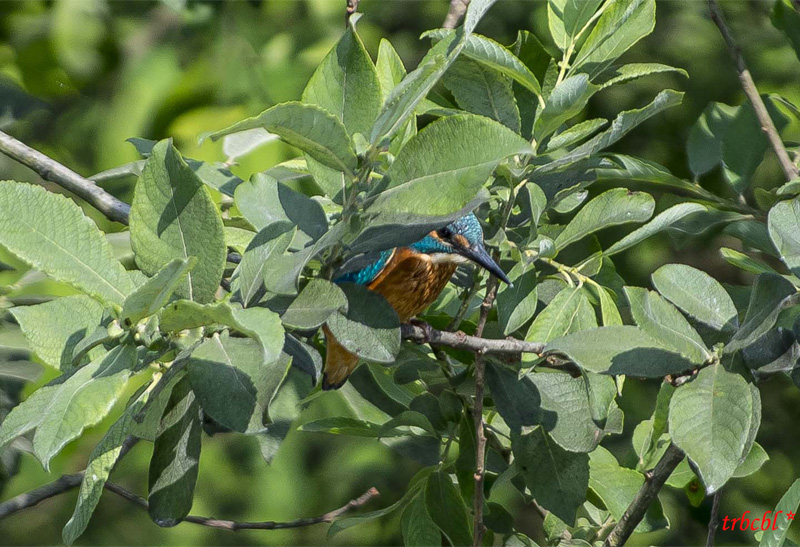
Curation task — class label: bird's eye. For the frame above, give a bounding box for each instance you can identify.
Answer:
[437,227,453,239]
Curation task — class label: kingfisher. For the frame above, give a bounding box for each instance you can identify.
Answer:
[322,213,511,390]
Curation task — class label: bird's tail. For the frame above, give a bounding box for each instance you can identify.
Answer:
[321,324,360,390]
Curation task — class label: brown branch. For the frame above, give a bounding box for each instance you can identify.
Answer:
[443,0,470,29]
[708,0,800,182]
[0,473,83,520]
[707,491,721,547]
[401,322,545,356]
[471,276,496,547]
[0,473,379,532]
[603,443,685,547]
[345,0,360,26]
[0,130,242,263]
[0,130,131,224]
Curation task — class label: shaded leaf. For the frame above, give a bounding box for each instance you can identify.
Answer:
[669,363,753,493]
[727,274,799,353]
[497,261,538,334]
[130,139,225,304]
[512,427,589,525]
[443,58,521,132]
[235,222,295,307]
[402,492,441,547]
[425,469,473,547]
[545,325,696,377]
[148,376,201,527]
[534,74,598,142]
[768,196,800,277]
[326,283,400,363]
[281,279,347,330]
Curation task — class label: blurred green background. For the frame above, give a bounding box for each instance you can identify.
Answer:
[0,0,799,545]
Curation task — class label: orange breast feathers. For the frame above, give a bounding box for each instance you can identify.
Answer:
[367,248,459,322]
[321,249,459,390]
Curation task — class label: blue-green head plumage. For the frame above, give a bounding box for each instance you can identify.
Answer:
[335,213,510,286]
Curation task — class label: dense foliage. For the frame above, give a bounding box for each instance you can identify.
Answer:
[1,0,800,545]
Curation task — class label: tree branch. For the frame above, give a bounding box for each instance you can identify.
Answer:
[707,491,721,547]
[707,0,800,182]
[0,473,380,532]
[443,0,470,29]
[401,322,545,356]
[0,130,131,224]
[0,473,83,520]
[0,129,242,263]
[603,443,685,547]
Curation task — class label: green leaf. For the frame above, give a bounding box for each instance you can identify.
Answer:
[529,371,604,452]
[443,58,520,132]
[727,274,799,353]
[10,295,104,370]
[370,30,466,144]
[599,63,688,89]
[722,102,787,193]
[0,182,133,306]
[464,0,498,35]
[187,333,288,433]
[772,0,800,63]
[651,264,739,332]
[624,286,710,364]
[486,362,542,434]
[542,90,684,173]
[555,188,655,250]
[120,258,194,326]
[376,38,407,99]
[548,0,604,50]
[281,279,347,330]
[733,442,769,478]
[369,114,530,217]
[235,222,295,307]
[402,492,441,547]
[130,139,226,304]
[210,102,357,175]
[534,74,598,143]
[572,0,656,78]
[302,24,381,138]
[497,261,538,334]
[33,344,138,469]
[545,325,695,377]
[759,478,800,547]
[425,469,473,547]
[234,174,327,247]
[768,196,800,277]
[720,247,779,275]
[545,118,607,152]
[379,410,438,438]
[686,102,737,179]
[148,375,201,527]
[589,446,668,533]
[669,363,754,493]
[605,203,707,256]
[62,381,158,544]
[526,286,595,344]
[326,283,400,363]
[512,427,589,525]
[427,30,543,98]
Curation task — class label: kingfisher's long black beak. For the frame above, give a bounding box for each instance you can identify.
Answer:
[460,244,512,285]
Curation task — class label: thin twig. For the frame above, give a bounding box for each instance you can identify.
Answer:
[707,0,799,182]
[443,0,470,29]
[0,473,84,520]
[0,130,131,223]
[0,473,380,532]
[603,443,685,547]
[471,279,496,547]
[103,482,380,531]
[707,491,721,547]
